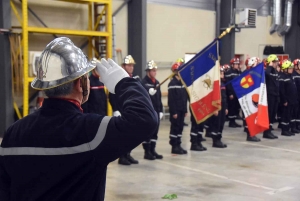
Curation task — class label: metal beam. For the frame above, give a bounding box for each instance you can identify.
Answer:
[128,0,147,78]
[285,0,300,60]
[0,0,13,136]
[219,0,236,64]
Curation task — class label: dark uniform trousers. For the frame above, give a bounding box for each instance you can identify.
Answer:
[168,77,188,147]
[227,97,240,121]
[267,95,279,131]
[190,112,204,143]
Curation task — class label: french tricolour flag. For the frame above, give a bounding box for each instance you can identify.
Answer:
[178,40,221,123]
[231,63,269,136]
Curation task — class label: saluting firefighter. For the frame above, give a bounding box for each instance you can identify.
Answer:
[141,60,164,160]
[82,69,107,115]
[109,55,140,165]
[205,65,228,148]
[168,61,188,154]
[279,59,300,136]
[277,59,283,129]
[225,57,242,128]
[292,59,300,130]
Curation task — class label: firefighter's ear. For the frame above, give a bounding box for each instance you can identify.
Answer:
[74,78,82,92]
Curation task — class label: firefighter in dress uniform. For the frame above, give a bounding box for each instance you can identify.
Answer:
[82,69,107,115]
[225,58,242,128]
[0,37,158,200]
[263,54,280,139]
[279,59,299,136]
[292,59,300,130]
[168,62,188,154]
[109,55,140,165]
[141,60,164,160]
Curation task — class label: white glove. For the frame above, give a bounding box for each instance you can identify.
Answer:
[159,112,163,120]
[113,111,121,117]
[149,88,157,96]
[96,58,129,94]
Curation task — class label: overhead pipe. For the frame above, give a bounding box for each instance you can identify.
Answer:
[278,0,294,36]
[215,0,221,38]
[269,0,282,34]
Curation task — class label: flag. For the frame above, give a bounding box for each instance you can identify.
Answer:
[178,40,221,123]
[230,63,269,136]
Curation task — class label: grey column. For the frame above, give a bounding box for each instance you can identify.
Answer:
[219,0,236,64]
[0,0,13,137]
[284,0,300,60]
[128,0,147,78]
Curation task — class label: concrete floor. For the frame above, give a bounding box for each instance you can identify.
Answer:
[106,119,300,201]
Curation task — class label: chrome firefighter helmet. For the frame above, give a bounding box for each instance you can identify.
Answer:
[31,37,96,90]
[247,57,258,68]
[122,55,136,65]
[145,60,158,71]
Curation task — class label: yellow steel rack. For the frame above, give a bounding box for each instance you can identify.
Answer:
[11,0,112,117]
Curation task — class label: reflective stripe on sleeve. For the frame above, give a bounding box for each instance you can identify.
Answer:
[0,116,112,156]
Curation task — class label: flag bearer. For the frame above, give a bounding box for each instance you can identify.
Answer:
[225,57,242,128]
[168,62,188,154]
[206,66,228,148]
[242,57,261,142]
[141,60,164,160]
[109,55,140,165]
[279,60,299,136]
[263,54,280,139]
[293,59,300,130]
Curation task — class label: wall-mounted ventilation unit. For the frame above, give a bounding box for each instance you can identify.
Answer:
[239,8,257,27]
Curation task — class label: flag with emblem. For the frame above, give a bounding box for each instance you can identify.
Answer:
[230,62,269,136]
[178,39,221,123]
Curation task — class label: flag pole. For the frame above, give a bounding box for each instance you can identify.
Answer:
[155,25,235,89]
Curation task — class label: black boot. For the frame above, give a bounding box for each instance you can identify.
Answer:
[177,138,187,154]
[198,132,206,141]
[246,133,261,142]
[281,130,292,136]
[228,120,236,128]
[263,131,276,139]
[270,131,278,139]
[212,135,227,148]
[118,155,131,165]
[126,152,139,164]
[288,131,295,136]
[205,131,212,138]
[142,143,156,160]
[171,145,184,154]
[190,135,207,151]
[291,128,300,134]
[150,142,163,159]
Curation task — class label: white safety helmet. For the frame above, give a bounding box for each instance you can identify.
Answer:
[145,60,158,71]
[247,57,258,68]
[31,37,96,90]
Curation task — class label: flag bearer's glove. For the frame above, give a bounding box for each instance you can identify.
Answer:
[159,112,164,120]
[96,58,129,94]
[113,111,121,117]
[149,88,157,95]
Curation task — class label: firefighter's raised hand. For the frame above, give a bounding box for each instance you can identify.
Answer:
[96,58,129,94]
[149,88,157,96]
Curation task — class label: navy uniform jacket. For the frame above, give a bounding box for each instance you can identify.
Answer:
[82,74,107,115]
[292,71,300,101]
[141,76,163,113]
[0,78,158,201]
[224,68,240,97]
[279,73,298,105]
[109,75,140,112]
[265,66,279,97]
[168,76,187,116]
[221,81,228,110]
